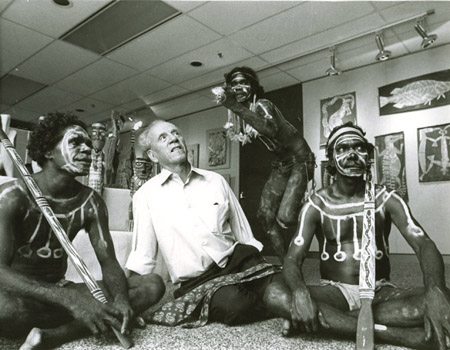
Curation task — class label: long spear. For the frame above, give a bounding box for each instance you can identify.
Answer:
[356,162,376,350]
[0,118,132,349]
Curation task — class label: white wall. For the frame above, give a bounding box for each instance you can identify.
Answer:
[172,107,241,196]
[303,44,450,255]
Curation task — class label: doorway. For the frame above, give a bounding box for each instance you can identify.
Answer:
[239,83,304,256]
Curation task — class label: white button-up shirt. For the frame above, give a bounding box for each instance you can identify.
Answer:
[125,167,263,283]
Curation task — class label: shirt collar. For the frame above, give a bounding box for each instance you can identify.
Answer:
[158,166,206,185]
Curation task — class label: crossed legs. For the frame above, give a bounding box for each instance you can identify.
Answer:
[0,273,165,350]
[263,280,439,349]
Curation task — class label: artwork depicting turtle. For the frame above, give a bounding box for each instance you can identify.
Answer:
[379,69,450,116]
[418,123,450,182]
[375,132,408,201]
[320,92,357,146]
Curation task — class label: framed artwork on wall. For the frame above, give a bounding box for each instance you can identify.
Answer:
[378,69,450,116]
[375,132,408,201]
[417,123,450,182]
[187,144,199,168]
[206,128,230,170]
[320,92,357,146]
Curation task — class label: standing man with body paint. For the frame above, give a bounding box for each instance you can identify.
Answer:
[263,123,450,349]
[215,66,315,262]
[87,122,107,194]
[0,113,165,350]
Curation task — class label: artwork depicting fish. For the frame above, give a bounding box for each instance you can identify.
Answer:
[379,70,450,116]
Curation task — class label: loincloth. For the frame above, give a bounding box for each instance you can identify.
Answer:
[319,278,396,311]
[271,152,315,174]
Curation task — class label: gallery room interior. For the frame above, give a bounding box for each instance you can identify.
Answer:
[1,1,449,349]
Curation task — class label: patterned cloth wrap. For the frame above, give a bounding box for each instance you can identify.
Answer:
[149,262,280,328]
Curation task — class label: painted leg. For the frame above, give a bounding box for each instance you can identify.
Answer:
[263,282,437,349]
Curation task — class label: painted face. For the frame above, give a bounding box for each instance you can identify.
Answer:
[333,134,368,177]
[134,158,152,180]
[53,126,92,176]
[90,123,107,151]
[230,74,253,103]
[147,121,187,167]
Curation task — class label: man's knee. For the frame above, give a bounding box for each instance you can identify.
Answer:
[128,273,166,311]
[210,285,258,325]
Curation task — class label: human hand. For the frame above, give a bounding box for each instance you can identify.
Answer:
[424,286,450,350]
[211,85,239,109]
[112,297,135,335]
[67,290,123,335]
[290,287,328,333]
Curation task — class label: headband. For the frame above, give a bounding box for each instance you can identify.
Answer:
[327,126,366,148]
[230,71,259,84]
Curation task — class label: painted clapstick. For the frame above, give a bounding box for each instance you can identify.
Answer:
[0,120,132,349]
[356,164,376,350]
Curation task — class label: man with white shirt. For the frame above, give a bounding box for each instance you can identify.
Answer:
[125,120,282,327]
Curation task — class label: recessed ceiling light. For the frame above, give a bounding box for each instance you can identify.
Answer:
[53,0,72,7]
[75,108,85,113]
[190,61,203,67]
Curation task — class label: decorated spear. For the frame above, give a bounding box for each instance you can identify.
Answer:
[356,162,376,350]
[0,117,132,349]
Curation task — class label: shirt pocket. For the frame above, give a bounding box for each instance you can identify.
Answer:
[197,201,229,234]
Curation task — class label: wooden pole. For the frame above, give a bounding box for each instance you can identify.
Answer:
[0,121,132,349]
[356,163,376,350]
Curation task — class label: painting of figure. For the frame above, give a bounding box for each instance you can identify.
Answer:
[207,128,230,169]
[320,92,357,146]
[379,70,450,116]
[375,132,408,201]
[418,123,450,182]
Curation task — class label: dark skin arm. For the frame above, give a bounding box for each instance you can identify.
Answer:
[387,193,450,350]
[220,86,279,138]
[0,184,123,335]
[85,192,134,334]
[283,199,328,332]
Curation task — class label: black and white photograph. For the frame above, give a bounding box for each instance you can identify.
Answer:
[1,2,450,350]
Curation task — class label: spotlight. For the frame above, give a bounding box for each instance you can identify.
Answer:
[375,32,391,61]
[325,46,341,77]
[414,21,438,49]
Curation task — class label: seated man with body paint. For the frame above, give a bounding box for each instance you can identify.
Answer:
[125,119,283,328]
[264,123,450,350]
[0,113,165,350]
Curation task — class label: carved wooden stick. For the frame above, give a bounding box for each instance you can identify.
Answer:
[0,121,132,349]
[356,163,376,350]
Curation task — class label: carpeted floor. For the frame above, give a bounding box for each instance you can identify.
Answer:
[1,255,448,350]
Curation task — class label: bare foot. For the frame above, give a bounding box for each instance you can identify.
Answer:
[19,328,43,350]
[281,319,291,337]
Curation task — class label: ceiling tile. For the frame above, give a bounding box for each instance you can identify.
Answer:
[188,1,299,35]
[63,96,114,119]
[55,58,138,95]
[2,0,110,38]
[14,86,83,114]
[13,40,100,85]
[2,106,42,123]
[261,12,386,65]
[229,2,373,55]
[141,85,189,105]
[152,94,213,119]
[0,74,46,106]
[147,38,254,84]
[62,0,179,55]
[0,0,13,13]
[115,99,149,114]
[107,15,221,71]
[180,56,269,91]
[259,71,300,92]
[163,0,206,13]
[0,19,54,73]
[90,72,171,105]
[286,57,330,82]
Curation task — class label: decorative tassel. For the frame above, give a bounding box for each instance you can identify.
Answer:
[224,95,259,144]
